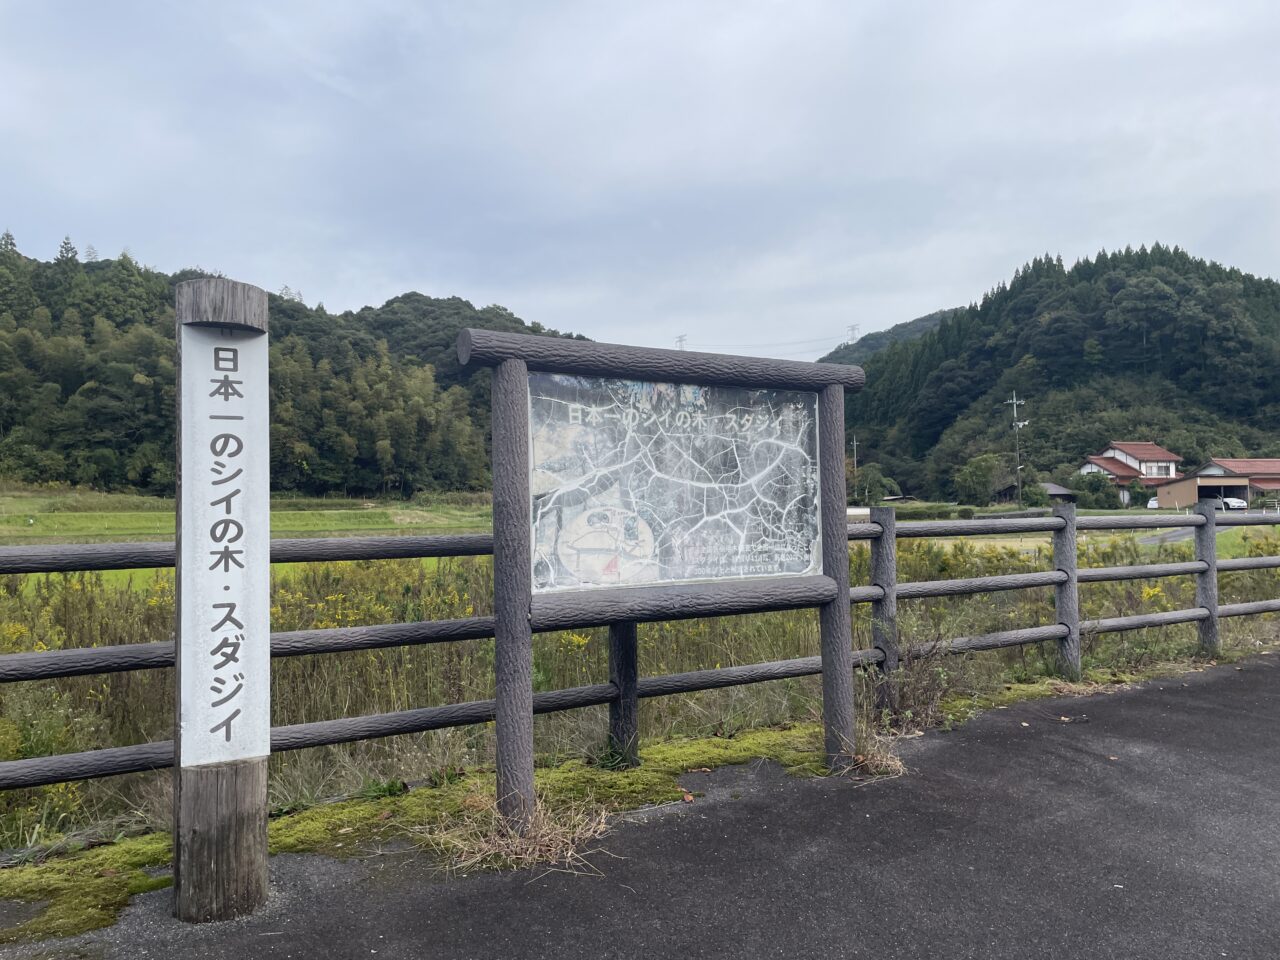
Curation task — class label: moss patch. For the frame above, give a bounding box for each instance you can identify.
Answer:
[0,832,170,943]
[270,724,827,856]
[537,723,827,809]
[935,658,1236,727]
[268,775,480,857]
[0,724,826,943]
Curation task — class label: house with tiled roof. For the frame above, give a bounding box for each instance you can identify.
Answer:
[1196,458,1280,493]
[1077,441,1183,505]
[1149,457,1280,508]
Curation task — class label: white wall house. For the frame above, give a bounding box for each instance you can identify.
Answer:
[1077,441,1183,505]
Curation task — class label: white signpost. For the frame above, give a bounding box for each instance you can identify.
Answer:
[173,278,270,922]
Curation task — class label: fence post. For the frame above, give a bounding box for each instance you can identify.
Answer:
[491,358,536,828]
[818,385,856,769]
[1193,498,1220,656]
[608,622,639,767]
[869,506,899,712]
[173,279,270,922]
[1052,502,1081,680]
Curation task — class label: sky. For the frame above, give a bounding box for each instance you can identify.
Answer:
[2,1,1277,358]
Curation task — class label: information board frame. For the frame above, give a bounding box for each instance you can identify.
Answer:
[459,327,864,825]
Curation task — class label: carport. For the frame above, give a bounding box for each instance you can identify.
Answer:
[1156,474,1250,508]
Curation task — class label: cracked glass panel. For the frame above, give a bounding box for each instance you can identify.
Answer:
[528,372,821,592]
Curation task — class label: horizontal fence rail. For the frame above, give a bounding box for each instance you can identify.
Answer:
[1083,608,1211,633]
[2,506,1279,791]
[1077,561,1207,583]
[906,623,1071,658]
[0,534,494,575]
[896,570,1067,599]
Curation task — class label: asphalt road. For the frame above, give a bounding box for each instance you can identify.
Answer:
[1137,525,1230,547]
[9,655,1280,959]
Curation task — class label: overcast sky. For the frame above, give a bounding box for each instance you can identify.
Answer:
[2,1,1277,358]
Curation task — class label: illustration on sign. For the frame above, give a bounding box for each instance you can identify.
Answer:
[529,373,821,592]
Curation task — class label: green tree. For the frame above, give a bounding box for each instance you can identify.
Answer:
[1082,338,1104,368]
[55,236,78,265]
[1022,484,1050,507]
[1069,473,1122,509]
[953,454,1003,506]
[847,460,900,505]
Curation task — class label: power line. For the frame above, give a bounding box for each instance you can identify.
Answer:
[687,335,843,349]
[769,348,844,359]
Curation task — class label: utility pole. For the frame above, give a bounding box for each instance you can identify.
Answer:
[675,335,686,351]
[851,434,859,504]
[1004,391,1029,506]
[846,324,859,345]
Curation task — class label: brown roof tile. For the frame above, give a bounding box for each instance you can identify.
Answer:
[1209,458,1280,476]
[1085,455,1142,479]
[1108,441,1182,462]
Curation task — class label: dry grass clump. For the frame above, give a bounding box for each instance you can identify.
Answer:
[848,727,907,779]
[409,792,612,876]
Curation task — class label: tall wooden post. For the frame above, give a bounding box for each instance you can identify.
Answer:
[608,622,640,767]
[1194,498,1220,656]
[869,506,899,713]
[1052,502,1081,680]
[491,358,535,827]
[173,279,270,922]
[818,385,856,769]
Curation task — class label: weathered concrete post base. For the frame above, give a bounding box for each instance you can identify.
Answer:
[174,756,269,922]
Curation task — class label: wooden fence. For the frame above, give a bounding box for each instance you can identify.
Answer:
[3,503,1279,795]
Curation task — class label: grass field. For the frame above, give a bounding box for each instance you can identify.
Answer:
[0,488,491,546]
[2,484,1279,860]
[2,488,1267,556]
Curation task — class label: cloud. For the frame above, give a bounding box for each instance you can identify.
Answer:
[1,0,1277,357]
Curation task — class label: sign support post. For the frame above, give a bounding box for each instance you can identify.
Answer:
[608,621,640,767]
[491,357,536,828]
[173,279,271,922]
[818,384,857,769]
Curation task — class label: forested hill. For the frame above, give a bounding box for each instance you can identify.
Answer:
[6,235,1279,503]
[820,308,956,367]
[0,233,579,495]
[829,245,1280,499]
